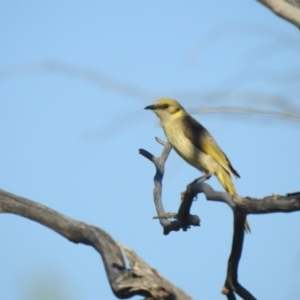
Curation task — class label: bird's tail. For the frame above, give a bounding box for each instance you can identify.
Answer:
[215,168,251,233]
[215,167,236,195]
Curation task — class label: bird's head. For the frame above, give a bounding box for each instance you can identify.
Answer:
[144,98,185,122]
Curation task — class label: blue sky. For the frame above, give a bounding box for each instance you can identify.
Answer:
[1,1,300,299]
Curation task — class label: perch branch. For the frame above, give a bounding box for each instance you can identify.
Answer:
[188,181,300,214]
[139,138,200,235]
[182,180,300,299]
[0,189,192,300]
[141,139,300,299]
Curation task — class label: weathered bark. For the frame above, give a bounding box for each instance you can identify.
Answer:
[258,0,300,28]
[140,138,300,299]
[0,189,192,300]
[139,137,200,235]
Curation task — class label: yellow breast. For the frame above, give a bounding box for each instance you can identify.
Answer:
[162,119,220,174]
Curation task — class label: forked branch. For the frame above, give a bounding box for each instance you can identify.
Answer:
[140,138,300,299]
[139,137,200,235]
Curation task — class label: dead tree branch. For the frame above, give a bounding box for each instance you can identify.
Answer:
[140,138,300,299]
[190,106,300,123]
[258,0,300,28]
[139,137,200,235]
[0,189,192,300]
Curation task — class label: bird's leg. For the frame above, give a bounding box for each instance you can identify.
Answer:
[191,172,214,201]
[196,171,214,183]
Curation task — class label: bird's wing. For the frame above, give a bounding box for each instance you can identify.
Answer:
[182,115,240,178]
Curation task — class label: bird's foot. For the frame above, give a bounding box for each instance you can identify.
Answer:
[195,172,214,183]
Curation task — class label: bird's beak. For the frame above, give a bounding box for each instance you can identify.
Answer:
[144,104,156,110]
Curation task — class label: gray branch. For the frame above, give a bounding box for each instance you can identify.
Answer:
[140,139,300,299]
[258,0,300,28]
[139,137,200,235]
[191,182,300,214]
[0,189,192,300]
[190,106,300,124]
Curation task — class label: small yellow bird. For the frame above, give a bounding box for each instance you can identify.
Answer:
[145,98,250,232]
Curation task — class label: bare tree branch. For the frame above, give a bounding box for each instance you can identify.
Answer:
[2,62,300,126]
[222,211,256,300]
[139,138,200,235]
[0,61,158,102]
[0,189,192,300]
[189,106,300,123]
[188,181,300,214]
[258,0,300,28]
[141,139,300,299]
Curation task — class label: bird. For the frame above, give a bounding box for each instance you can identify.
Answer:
[145,98,250,233]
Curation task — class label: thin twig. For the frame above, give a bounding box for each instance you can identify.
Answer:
[190,106,300,123]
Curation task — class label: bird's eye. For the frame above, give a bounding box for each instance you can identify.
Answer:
[162,104,169,109]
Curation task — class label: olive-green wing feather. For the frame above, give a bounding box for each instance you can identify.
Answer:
[182,115,240,178]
